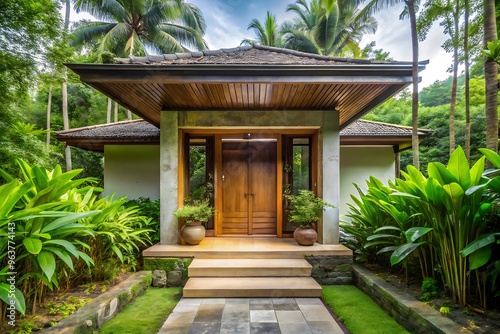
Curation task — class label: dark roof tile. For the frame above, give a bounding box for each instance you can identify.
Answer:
[57,119,429,140]
[114,45,417,66]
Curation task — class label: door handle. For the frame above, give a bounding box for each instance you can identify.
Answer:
[222,174,225,182]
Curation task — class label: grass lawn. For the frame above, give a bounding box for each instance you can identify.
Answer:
[99,287,182,334]
[323,285,410,334]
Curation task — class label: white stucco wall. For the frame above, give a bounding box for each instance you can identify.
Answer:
[103,145,160,200]
[340,146,396,219]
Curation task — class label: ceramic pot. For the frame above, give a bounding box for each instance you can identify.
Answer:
[293,227,318,246]
[180,221,206,245]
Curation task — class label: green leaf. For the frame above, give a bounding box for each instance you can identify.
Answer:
[460,233,500,257]
[23,237,43,254]
[390,242,425,266]
[405,227,433,243]
[479,148,500,168]
[366,233,399,241]
[447,146,470,189]
[44,246,74,271]
[37,251,56,281]
[111,244,124,263]
[43,240,79,258]
[0,283,26,314]
[468,246,493,270]
[40,210,100,233]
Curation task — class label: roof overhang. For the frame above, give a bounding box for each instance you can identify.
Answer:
[56,119,432,153]
[66,61,427,129]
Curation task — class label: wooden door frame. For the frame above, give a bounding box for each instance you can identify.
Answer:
[179,127,318,238]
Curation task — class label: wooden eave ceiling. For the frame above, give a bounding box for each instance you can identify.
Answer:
[66,63,418,129]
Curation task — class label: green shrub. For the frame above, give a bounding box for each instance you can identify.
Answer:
[420,277,440,301]
[343,147,496,307]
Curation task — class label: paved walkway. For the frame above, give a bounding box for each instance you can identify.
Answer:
[158,297,344,334]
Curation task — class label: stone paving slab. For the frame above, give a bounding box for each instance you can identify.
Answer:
[158,297,344,334]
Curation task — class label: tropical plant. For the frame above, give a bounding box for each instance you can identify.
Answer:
[282,0,378,57]
[286,189,333,228]
[344,147,496,307]
[341,179,394,263]
[242,11,283,47]
[0,160,100,315]
[72,0,207,57]
[174,199,214,224]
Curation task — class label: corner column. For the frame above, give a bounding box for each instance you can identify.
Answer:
[319,111,340,244]
[160,111,179,244]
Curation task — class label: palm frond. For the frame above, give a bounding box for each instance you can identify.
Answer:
[145,29,185,54]
[71,22,117,47]
[74,0,128,23]
[157,23,206,51]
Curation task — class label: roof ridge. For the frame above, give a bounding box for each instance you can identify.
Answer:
[55,119,144,134]
[357,119,432,133]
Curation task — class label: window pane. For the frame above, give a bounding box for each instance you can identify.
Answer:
[292,143,310,194]
[188,142,207,201]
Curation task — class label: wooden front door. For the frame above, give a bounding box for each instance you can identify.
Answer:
[220,139,277,235]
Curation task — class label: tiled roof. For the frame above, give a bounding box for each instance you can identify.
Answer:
[57,119,428,139]
[342,120,431,136]
[56,119,160,138]
[114,44,403,65]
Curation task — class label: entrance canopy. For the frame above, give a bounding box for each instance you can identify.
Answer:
[66,45,427,128]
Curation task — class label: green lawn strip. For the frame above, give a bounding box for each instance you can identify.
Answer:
[99,287,182,334]
[322,285,410,334]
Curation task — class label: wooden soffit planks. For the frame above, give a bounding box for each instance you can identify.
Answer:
[67,63,414,128]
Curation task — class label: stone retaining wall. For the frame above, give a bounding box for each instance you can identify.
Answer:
[353,264,473,334]
[40,271,152,334]
[144,257,193,287]
[305,255,353,285]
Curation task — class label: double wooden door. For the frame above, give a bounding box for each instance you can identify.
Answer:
[220,139,277,235]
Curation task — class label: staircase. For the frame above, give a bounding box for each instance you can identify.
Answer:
[183,258,322,298]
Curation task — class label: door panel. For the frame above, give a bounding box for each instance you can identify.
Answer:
[249,142,276,234]
[221,139,277,235]
[221,142,248,234]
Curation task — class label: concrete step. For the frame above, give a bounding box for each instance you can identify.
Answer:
[183,277,322,298]
[188,258,312,277]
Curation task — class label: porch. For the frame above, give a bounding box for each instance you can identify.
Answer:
[143,237,352,259]
[144,238,353,297]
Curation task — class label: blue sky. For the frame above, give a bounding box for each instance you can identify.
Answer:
[188,0,451,88]
[70,0,452,88]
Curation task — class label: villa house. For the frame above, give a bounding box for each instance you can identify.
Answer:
[60,45,428,296]
[62,44,427,245]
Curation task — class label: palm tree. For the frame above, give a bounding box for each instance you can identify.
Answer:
[282,0,378,57]
[419,0,462,156]
[484,0,498,155]
[72,0,207,57]
[242,11,282,47]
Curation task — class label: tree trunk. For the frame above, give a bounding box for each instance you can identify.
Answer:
[62,81,72,171]
[107,98,112,123]
[464,0,471,161]
[127,109,132,120]
[62,0,72,171]
[46,83,53,149]
[484,0,498,154]
[114,102,119,122]
[407,0,420,169]
[449,8,460,156]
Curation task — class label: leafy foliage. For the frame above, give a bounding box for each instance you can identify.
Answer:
[0,161,154,323]
[174,199,214,224]
[286,190,333,228]
[72,0,207,56]
[343,147,497,307]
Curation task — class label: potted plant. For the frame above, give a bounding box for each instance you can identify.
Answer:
[173,199,214,245]
[286,189,333,246]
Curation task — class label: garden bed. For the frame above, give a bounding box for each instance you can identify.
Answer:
[359,264,500,334]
